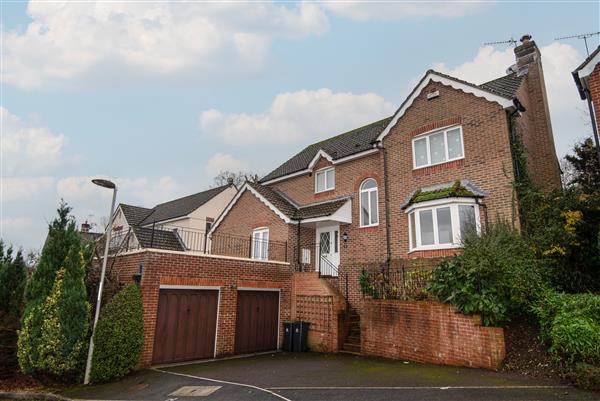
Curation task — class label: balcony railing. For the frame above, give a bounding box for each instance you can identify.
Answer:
[106,224,289,262]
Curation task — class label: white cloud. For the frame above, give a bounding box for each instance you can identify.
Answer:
[200,88,395,145]
[203,153,250,177]
[433,42,587,156]
[433,46,514,84]
[56,175,181,207]
[2,1,328,89]
[1,176,55,202]
[1,107,65,173]
[0,217,33,230]
[320,1,489,21]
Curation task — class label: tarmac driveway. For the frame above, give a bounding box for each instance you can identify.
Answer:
[62,352,599,401]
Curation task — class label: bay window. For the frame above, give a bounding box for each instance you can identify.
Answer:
[412,126,464,169]
[407,199,479,251]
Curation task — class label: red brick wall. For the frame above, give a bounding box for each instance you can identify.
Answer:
[361,299,505,370]
[273,152,388,267]
[587,63,600,140]
[292,272,346,352]
[212,190,291,262]
[384,81,517,259]
[111,250,293,367]
[514,43,562,189]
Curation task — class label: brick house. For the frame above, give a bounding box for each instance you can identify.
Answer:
[573,44,600,164]
[107,35,559,368]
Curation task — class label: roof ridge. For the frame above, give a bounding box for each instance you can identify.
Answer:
[308,116,393,149]
[151,183,230,208]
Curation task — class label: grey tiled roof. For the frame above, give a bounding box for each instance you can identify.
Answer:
[120,204,153,226]
[260,117,392,183]
[133,227,185,251]
[140,184,233,225]
[479,73,524,98]
[247,182,349,220]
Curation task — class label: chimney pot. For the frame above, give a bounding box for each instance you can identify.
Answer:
[227,177,234,185]
[520,34,532,44]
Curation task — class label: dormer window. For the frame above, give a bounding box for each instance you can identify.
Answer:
[413,125,464,169]
[315,167,335,193]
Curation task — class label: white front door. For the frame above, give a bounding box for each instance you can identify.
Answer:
[316,225,340,277]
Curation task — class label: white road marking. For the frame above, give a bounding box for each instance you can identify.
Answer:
[266,385,570,390]
[153,368,293,401]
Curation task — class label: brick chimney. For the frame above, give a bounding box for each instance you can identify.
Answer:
[512,34,562,189]
[81,221,90,233]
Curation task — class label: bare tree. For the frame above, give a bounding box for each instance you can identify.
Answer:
[212,170,259,188]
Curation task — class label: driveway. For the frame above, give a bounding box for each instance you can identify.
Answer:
[62,352,599,401]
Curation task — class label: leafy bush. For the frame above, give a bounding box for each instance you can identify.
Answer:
[533,291,600,365]
[427,223,548,326]
[91,284,144,383]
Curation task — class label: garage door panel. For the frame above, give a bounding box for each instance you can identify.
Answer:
[153,289,218,365]
[235,290,279,354]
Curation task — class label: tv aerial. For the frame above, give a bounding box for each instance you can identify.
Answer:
[555,32,600,56]
[483,37,518,47]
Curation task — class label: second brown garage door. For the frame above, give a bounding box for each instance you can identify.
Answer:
[152,289,218,364]
[235,290,279,354]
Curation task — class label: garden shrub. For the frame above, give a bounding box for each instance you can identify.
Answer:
[90,284,144,383]
[533,291,600,365]
[427,223,548,326]
[19,202,91,377]
[18,246,90,379]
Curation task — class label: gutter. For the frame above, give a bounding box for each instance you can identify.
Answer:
[375,140,392,271]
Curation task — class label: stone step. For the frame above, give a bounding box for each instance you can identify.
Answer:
[342,343,361,353]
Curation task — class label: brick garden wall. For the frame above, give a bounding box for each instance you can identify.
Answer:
[111,250,293,367]
[361,299,505,370]
[292,272,346,352]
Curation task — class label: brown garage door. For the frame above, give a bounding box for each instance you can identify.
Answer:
[152,289,218,364]
[235,290,279,354]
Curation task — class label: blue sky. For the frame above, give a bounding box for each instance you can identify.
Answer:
[1,1,599,251]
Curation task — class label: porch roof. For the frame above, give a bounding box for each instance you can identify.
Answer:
[248,182,351,220]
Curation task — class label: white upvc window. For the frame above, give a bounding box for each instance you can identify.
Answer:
[251,228,269,260]
[360,178,379,227]
[315,167,335,193]
[407,198,480,251]
[412,125,464,169]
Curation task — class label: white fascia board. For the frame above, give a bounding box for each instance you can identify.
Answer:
[577,52,600,80]
[208,184,249,235]
[377,72,514,142]
[307,149,334,170]
[261,148,379,186]
[208,183,292,235]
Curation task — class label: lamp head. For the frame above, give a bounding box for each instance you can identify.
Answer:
[92,179,116,189]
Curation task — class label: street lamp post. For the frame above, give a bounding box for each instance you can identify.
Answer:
[84,179,117,385]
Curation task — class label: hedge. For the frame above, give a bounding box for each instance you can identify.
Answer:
[90,284,144,382]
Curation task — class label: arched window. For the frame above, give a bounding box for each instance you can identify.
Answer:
[360,178,378,227]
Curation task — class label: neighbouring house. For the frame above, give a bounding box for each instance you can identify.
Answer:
[109,182,238,253]
[105,35,559,369]
[572,44,600,163]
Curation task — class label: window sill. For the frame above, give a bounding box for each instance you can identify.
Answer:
[408,248,462,258]
[359,223,379,229]
[412,159,465,176]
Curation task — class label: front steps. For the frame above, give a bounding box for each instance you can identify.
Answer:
[342,307,361,354]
